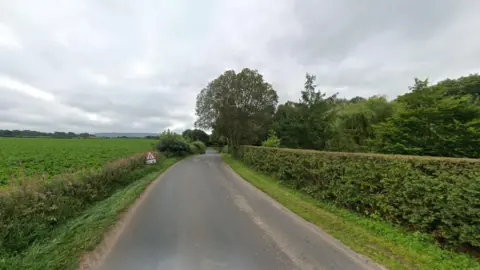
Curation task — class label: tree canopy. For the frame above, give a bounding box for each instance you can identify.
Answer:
[195,70,480,158]
[272,73,480,158]
[370,76,480,157]
[182,129,209,145]
[195,68,278,148]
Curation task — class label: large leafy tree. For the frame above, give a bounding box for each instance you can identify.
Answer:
[274,73,338,150]
[273,101,304,148]
[371,76,480,157]
[300,74,339,150]
[326,95,394,152]
[196,68,479,158]
[195,68,278,149]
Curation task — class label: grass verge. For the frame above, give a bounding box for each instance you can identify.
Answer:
[0,158,180,270]
[222,154,480,270]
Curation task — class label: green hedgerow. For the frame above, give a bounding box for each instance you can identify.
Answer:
[0,153,164,255]
[156,130,192,157]
[234,146,480,251]
[191,141,206,154]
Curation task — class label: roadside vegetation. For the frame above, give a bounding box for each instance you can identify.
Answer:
[1,158,179,270]
[233,147,479,254]
[198,70,479,158]
[223,154,479,270]
[0,153,157,256]
[0,129,206,269]
[155,130,207,156]
[195,68,480,267]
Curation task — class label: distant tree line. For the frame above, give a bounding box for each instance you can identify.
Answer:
[195,68,480,158]
[0,130,94,138]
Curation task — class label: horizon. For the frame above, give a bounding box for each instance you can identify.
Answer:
[1,1,479,133]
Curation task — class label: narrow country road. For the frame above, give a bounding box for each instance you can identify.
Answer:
[97,150,382,270]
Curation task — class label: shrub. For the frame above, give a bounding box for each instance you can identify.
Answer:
[188,143,197,154]
[261,129,281,148]
[191,141,206,154]
[221,145,229,153]
[156,130,192,157]
[0,152,165,255]
[234,146,480,250]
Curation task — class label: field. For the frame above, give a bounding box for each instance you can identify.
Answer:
[0,137,155,185]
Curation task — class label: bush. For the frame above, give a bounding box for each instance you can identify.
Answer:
[191,141,206,154]
[234,146,480,250]
[0,152,165,255]
[156,130,192,157]
[261,129,281,148]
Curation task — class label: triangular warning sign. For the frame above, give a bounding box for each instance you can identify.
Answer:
[146,152,156,160]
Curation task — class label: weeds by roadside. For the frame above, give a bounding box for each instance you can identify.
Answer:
[0,158,179,270]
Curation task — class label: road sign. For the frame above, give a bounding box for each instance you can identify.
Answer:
[146,152,156,164]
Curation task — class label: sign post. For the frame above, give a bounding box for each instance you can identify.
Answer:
[146,152,156,164]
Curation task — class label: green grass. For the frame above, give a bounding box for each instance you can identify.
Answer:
[222,154,480,270]
[0,158,179,270]
[0,137,156,185]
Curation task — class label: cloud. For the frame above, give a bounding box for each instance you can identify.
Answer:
[0,76,55,101]
[0,0,479,133]
[0,23,22,50]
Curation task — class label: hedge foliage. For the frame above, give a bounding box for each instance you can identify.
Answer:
[0,152,164,255]
[234,146,480,250]
[191,141,206,154]
[156,130,192,157]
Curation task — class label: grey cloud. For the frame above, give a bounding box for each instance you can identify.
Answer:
[286,1,466,64]
[0,0,479,132]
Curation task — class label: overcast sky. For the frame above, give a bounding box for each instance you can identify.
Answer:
[1,0,479,133]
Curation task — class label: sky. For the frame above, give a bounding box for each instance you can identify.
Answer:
[1,0,479,133]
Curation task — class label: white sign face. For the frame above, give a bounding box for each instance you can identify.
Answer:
[146,152,156,164]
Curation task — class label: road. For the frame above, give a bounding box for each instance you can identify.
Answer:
[97,150,382,270]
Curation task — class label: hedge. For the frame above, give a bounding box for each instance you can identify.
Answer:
[234,146,480,250]
[0,152,164,255]
[156,131,192,157]
[191,141,206,154]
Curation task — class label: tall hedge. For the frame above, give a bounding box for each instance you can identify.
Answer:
[235,146,480,250]
[0,152,164,255]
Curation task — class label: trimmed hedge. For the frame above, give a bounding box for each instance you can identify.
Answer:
[0,152,164,255]
[234,146,480,250]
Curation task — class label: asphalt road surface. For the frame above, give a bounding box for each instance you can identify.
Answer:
[97,150,382,270]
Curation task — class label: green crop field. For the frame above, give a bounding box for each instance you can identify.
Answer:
[0,138,155,185]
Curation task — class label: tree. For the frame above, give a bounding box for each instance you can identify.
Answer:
[195,68,278,149]
[208,128,227,147]
[261,129,281,147]
[156,130,193,157]
[272,102,304,148]
[371,76,480,157]
[274,73,338,150]
[195,68,479,158]
[326,95,393,152]
[182,129,209,145]
[301,73,324,105]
